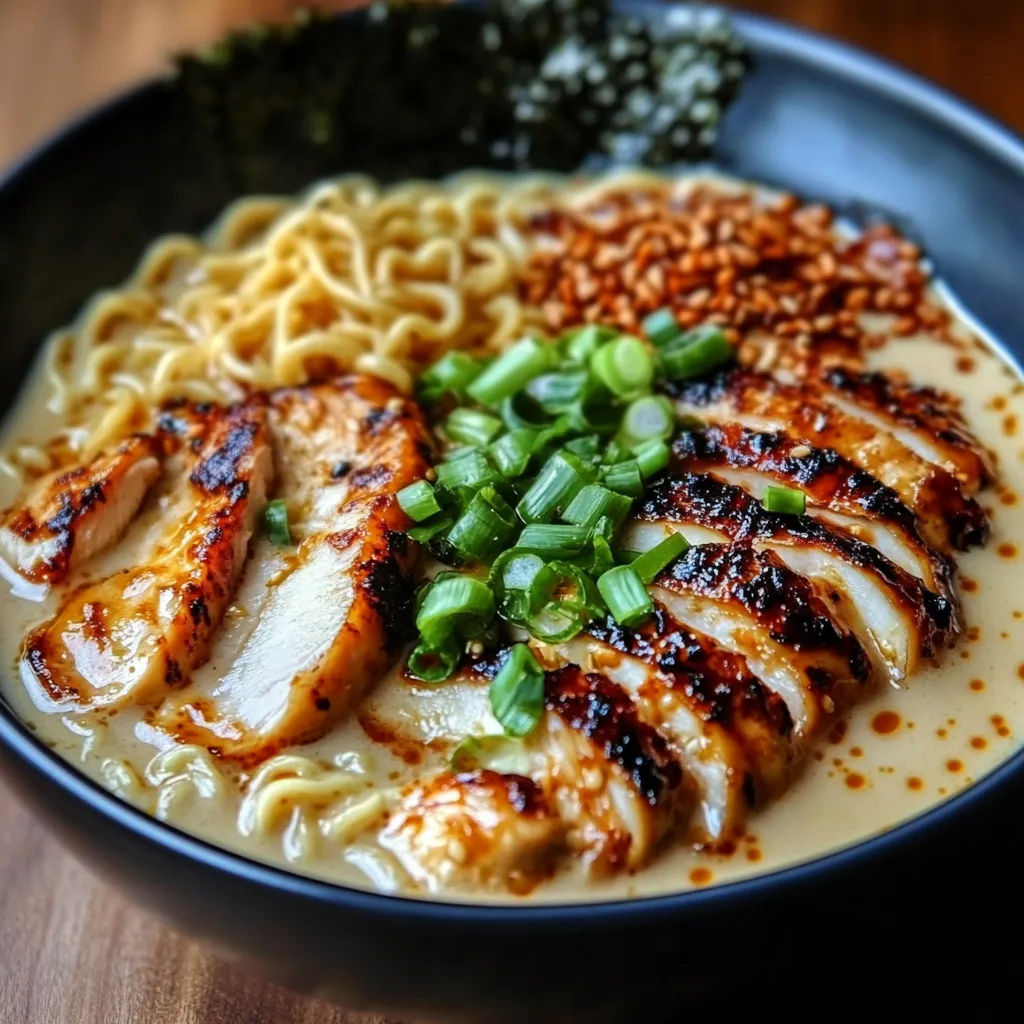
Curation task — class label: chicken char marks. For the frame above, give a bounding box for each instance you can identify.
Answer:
[635,473,957,681]
[669,368,989,551]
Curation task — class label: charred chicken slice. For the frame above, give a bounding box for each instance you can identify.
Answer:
[0,434,161,594]
[157,377,431,765]
[647,544,872,736]
[21,400,273,711]
[380,770,565,895]
[670,369,989,551]
[631,474,956,681]
[818,367,995,490]
[553,605,796,845]
[672,423,955,600]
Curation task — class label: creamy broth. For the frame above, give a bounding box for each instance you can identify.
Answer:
[1,174,1022,904]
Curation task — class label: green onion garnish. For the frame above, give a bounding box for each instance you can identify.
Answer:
[526,370,589,415]
[515,523,591,559]
[445,408,503,448]
[416,575,495,645]
[631,533,690,584]
[516,450,589,523]
[499,391,550,432]
[565,324,616,365]
[418,351,483,404]
[396,480,442,522]
[490,551,556,623]
[450,734,531,774]
[642,307,682,347]
[262,500,291,546]
[601,459,644,497]
[407,514,454,544]
[591,336,655,398]
[621,395,675,446]
[448,486,517,564]
[468,336,553,408]
[434,449,495,490]
[407,634,462,683]
[659,326,733,381]
[528,561,605,642]
[489,428,537,478]
[489,644,545,737]
[563,434,602,461]
[597,564,654,628]
[634,438,671,478]
[762,485,807,515]
[561,484,633,531]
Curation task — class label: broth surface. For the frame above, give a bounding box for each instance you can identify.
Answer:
[1,175,1022,903]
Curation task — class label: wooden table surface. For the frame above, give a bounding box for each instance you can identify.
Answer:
[2,2,1023,1022]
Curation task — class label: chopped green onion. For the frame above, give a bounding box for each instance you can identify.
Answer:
[615,548,643,564]
[631,533,690,584]
[489,429,537,478]
[621,395,675,446]
[564,434,602,461]
[418,351,483,404]
[762,485,807,515]
[396,480,442,522]
[642,307,682,347]
[634,439,671,478]
[601,460,644,497]
[516,523,591,559]
[448,487,517,563]
[659,326,733,381]
[516,450,589,523]
[564,324,617,365]
[526,370,589,414]
[490,551,556,622]
[450,734,532,774]
[434,449,495,490]
[489,644,545,737]
[561,484,633,531]
[499,391,550,431]
[407,634,462,683]
[528,561,604,641]
[597,564,654,627]
[408,514,454,543]
[567,381,622,435]
[468,336,554,408]
[591,336,655,398]
[602,439,630,465]
[445,408,503,448]
[262,500,291,546]
[588,526,616,577]
[416,575,495,645]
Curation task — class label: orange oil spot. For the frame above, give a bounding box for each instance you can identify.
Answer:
[998,543,1018,559]
[970,737,987,750]
[907,777,923,791]
[961,578,978,592]
[1014,610,1023,620]
[871,711,901,735]
[849,746,863,758]
[969,679,985,692]
[990,395,1008,411]
[955,356,976,374]
[746,848,762,862]
[937,728,948,738]
[947,759,963,773]
[689,868,713,886]
[1000,491,1019,507]
[1003,414,1018,437]
[845,773,866,790]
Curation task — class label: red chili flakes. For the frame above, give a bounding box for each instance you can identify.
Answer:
[522,184,944,370]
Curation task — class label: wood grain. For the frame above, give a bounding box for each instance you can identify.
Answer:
[1,2,1022,1022]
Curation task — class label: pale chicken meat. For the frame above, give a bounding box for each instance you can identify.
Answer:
[380,769,565,895]
[21,400,273,711]
[630,473,957,681]
[553,607,796,845]
[672,423,955,601]
[669,369,989,551]
[156,377,431,764]
[0,434,161,595]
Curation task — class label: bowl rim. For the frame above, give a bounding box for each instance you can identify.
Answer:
[2,4,1024,925]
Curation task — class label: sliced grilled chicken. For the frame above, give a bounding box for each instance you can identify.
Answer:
[646,544,872,736]
[157,377,431,765]
[380,769,565,895]
[21,400,273,712]
[630,474,956,681]
[819,367,995,489]
[672,423,955,600]
[0,435,161,593]
[552,606,796,845]
[535,664,691,874]
[669,369,989,551]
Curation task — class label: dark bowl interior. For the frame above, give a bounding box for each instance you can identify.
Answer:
[2,5,1024,1021]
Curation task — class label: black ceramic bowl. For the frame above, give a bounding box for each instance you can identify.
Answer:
[2,6,1024,1022]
